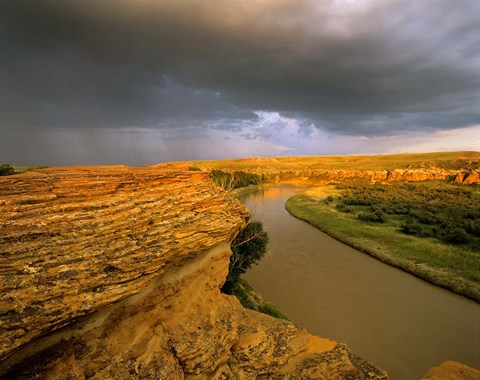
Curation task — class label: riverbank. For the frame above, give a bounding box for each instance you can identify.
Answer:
[230,184,290,320]
[231,184,266,198]
[285,186,480,303]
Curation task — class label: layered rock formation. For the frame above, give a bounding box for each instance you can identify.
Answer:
[241,168,480,185]
[180,153,480,185]
[0,166,387,379]
[422,361,480,380]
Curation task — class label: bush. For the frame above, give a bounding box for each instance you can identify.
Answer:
[465,221,480,237]
[257,303,287,319]
[222,220,269,294]
[211,170,235,190]
[335,204,353,213]
[188,166,201,171]
[400,220,425,236]
[357,211,386,223]
[0,164,15,176]
[231,279,289,320]
[211,170,265,190]
[415,211,437,225]
[444,228,469,244]
[344,197,371,206]
[233,171,266,188]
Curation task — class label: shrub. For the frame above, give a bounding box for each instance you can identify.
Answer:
[344,197,371,206]
[222,220,269,294]
[444,228,469,244]
[257,303,288,319]
[335,204,353,213]
[211,170,235,190]
[357,211,386,223]
[188,166,201,171]
[211,170,265,191]
[465,221,480,237]
[400,220,425,236]
[0,164,15,176]
[414,212,437,225]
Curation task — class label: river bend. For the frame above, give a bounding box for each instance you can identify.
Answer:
[241,186,480,380]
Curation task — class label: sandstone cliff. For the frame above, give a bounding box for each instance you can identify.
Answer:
[179,153,480,185]
[0,166,387,379]
[233,168,480,185]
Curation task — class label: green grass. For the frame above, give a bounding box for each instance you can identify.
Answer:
[231,278,290,320]
[13,165,49,174]
[285,188,480,303]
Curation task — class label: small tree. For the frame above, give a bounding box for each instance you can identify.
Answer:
[222,220,269,294]
[0,164,15,176]
[211,170,265,192]
[211,170,236,192]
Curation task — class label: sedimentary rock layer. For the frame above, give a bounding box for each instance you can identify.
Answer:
[0,166,247,360]
[0,166,387,379]
[179,154,480,185]
[233,168,479,185]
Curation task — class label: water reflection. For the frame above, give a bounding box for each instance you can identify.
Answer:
[242,186,480,380]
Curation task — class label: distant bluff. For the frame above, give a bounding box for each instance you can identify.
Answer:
[0,166,387,379]
[180,151,480,185]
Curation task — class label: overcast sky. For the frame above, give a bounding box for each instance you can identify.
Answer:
[1,0,479,166]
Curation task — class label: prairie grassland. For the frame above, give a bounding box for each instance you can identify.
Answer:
[181,151,480,172]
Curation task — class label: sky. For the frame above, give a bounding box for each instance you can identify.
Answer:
[1,0,479,166]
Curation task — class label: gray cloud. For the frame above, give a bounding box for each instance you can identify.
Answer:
[1,0,479,164]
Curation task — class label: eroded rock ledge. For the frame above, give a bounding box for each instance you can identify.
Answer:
[0,166,387,379]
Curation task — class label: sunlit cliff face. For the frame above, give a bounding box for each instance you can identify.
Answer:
[1,0,479,165]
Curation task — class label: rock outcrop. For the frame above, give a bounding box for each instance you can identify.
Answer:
[422,360,480,380]
[0,166,387,379]
[463,171,480,185]
[253,168,480,185]
[180,153,480,185]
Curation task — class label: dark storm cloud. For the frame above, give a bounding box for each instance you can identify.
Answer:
[1,0,480,137]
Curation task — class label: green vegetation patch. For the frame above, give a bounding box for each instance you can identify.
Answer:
[230,278,289,321]
[211,169,267,190]
[222,220,269,293]
[0,164,15,176]
[221,219,289,320]
[286,182,480,302]
[1,164,49,175]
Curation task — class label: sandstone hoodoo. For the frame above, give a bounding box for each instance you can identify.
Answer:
[0,166,387,379]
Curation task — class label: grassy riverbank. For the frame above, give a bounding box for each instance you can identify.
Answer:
[285,183,480,302]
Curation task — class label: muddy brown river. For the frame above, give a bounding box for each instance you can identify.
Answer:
[241,186,480,380]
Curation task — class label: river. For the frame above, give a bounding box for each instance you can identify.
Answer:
[240,186,480,380]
